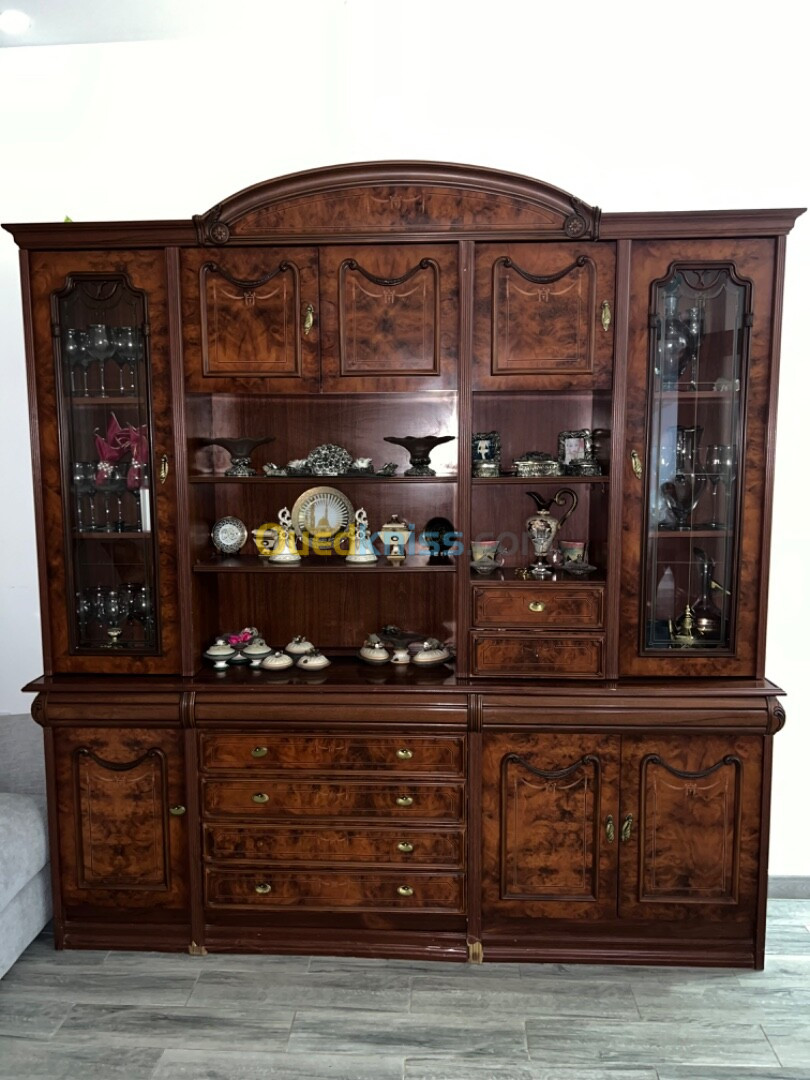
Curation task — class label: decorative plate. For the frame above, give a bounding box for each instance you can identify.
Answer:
[211,516,248,554]
[291,486,354,539]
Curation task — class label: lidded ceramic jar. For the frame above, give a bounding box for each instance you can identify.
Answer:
[285,635,314,655]
[203,638,236,669]
[242,637,272,667]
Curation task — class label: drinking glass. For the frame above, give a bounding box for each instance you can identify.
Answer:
[86,324,115,397]
[703,445,731,529]
[72,461,97,531]
[112,326,140,395]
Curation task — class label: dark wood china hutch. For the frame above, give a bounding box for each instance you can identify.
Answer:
[4,163,802,968]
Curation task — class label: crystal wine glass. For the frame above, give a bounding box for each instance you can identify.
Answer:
[102,588,123,647]
[72,461,97,531]
[86,324,115,398]
[702,445,730,529]
[112,326,140,395]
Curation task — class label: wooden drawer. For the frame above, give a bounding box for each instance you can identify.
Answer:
[471,634,605,678]
[202,779,465,822]
[204,824,464,867]
[473,585,604,629]
[200,733,464,775]
[205,868,465,912]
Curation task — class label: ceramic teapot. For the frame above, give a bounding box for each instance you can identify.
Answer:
[525,488,578,577]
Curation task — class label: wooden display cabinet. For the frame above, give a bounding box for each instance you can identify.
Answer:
[4,162,801,967]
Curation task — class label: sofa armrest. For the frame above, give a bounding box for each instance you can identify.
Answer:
[0,712,46,797]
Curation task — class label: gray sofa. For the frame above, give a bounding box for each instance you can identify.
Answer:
[0,712,52,978]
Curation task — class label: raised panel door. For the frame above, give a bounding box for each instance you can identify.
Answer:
[53,727,188,913]
[473,242,616,389]
[619,734,762,925]
[482,733,619,920]
[180,247,320,393]
[319,244,459,392]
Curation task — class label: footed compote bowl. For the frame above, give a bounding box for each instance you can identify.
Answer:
[202,436,275,477]
[383,435,455,477]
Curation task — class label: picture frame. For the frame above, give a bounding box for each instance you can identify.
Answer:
[557,428,594,466]
[472,431,501,467]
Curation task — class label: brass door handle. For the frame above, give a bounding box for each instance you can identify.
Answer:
[528,601,546,613]
[254,883,272,894]
[397,885,414,897]
[621,814,633,842]
[396,795,414,807]
[397,841,414,854]
[605,814,615,843]
[251,746,268,758]
[396,748,413,760]
[159,454,169,485]
[303,302,314,336]
[169,805,186,816]
[252,792,270,804]
[631,450,643,480]
[601,299,612,332]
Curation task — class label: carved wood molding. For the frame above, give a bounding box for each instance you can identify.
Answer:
[767,699,787,734]
[193,161,601,243]
[496,254,590,285]
[502,751,601,783]
[641,752,742,781]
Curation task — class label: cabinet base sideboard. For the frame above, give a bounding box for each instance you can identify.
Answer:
[29,677,783,970]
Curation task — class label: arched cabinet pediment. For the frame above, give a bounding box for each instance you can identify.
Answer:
[193,161,601,243]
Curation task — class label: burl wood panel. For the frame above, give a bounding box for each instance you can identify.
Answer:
[27,251,181,675]
[204,824,464,867]
[482,733,620,920]
[205,867,464,912]
[54,727,188,911]
[319,245,458,392]
[473,585,604,629]
[619,734,763,924]
[202,780,465,822]
[473,243,616,390]
[619,239,775,677]
[472,634,605,677]
[200,734,464,775]
[192,164,599,242]
[180,247,320,394]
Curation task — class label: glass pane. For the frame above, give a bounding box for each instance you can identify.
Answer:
[55,275,158,653]
[643,267,749,653]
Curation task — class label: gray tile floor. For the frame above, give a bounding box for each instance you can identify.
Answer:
[1,902,809,1080]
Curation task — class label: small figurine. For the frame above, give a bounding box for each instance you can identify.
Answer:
[269,507,301,563]
[346,508,378,564]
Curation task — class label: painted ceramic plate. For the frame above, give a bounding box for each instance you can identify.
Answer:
[291,486,354,538]
[211,516,248,554]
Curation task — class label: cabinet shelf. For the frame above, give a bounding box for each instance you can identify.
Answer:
[658,390,734,403]
[67,395,146,407]
[469,567,607,585]
[188,474,457,484]
[75,530,152,540]
[193,556,457,573]
[194,654,458,686]
[654,527,731,539]
[472,475,609,486]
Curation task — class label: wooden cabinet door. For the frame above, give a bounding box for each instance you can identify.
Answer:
[28,250,182,674]
[473,242,616,390]
[180,247,320,393]
[319,244,459,392]
[619,239,777,677]
[619,734,762,927]
[482,733,619,920]
[53,727,189,914]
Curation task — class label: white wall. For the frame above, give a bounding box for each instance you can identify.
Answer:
[1,0,807,873]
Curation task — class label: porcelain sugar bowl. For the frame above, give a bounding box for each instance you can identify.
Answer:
[296,648,331,670]
[359,634,390,664]
[242,637,273,667]
[260,650,294,670]
[203,638,236,669]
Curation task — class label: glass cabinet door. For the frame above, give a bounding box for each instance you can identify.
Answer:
[643,264,751,655]
[54,273,159,654]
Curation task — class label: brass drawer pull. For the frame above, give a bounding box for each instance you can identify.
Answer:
[303,302,315,336]
[397,885,414,897]
[396,795,414,807]
[605,814,615,843]
[631,449,643,480]
[252,792,270,804]
[601,299,612,332]
[396,748,414,760]
[397,841,414,854]
[169,805,186,817]
[254,882,272,895]
[528,601,546,613]
[251,746,268,758]
[159,454,169,485]
[621,814,633,842]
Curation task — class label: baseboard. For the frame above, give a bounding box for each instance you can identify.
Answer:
[769,876,810,899]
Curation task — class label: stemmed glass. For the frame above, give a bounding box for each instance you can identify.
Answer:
[702,445,728,529]
[112,326,140,395]
[86,324,115,398]
[72,461,97,531]
[132,585,155,643]
[106,465,129,531]
[102,588,123,647]
[64,329,92,396]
